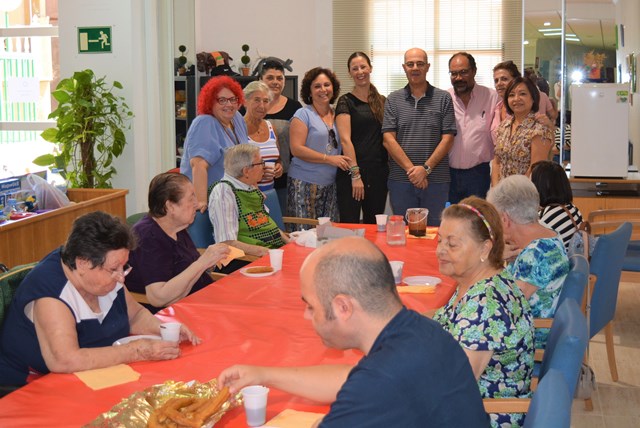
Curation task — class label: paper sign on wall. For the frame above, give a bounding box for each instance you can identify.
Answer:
[6,78,39,103]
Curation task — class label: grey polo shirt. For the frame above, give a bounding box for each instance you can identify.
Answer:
[382,83,457,183]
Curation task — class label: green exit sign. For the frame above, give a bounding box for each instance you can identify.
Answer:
[78,26,112,53]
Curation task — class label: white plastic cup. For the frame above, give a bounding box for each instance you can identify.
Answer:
[389,261,404,285]
[241,385,270,427]
[268,248,284,271]
[160,322,181,342]
[317,217,331,225]
[375,214,388,232]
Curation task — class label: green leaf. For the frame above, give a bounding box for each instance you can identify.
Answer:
[32,154,55,166]
[41,128,59,142]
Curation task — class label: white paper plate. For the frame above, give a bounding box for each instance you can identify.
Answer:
[403,275,442,286]
[112,334,162,346]
[240,267,276,278]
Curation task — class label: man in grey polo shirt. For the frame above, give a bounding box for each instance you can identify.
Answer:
[382,48,456,226]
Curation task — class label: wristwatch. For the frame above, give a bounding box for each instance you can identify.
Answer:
[423,164,432,175]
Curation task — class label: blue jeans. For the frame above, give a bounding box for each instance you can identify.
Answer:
[387,180,449,226]
[448,162,491,204]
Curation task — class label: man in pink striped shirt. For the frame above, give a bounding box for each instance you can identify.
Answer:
[447,52,499,203]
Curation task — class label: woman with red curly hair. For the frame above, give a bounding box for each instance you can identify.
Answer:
[180,76,248,213]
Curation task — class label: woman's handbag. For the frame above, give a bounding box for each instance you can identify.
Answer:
[575,362,596,399]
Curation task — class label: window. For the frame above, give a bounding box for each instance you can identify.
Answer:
[0,1,58,179]
[333,0,521,95]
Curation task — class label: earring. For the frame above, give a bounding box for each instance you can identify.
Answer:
[480,257,486,263]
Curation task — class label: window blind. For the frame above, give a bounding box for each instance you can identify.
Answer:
[333,0,523,96]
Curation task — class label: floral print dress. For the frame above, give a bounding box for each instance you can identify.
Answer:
[434,270,534,428]
[507,236,569,347]
[494,112,553,180]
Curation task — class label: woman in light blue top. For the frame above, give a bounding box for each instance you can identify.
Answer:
[287,67,352,229]
[180,76,248,212]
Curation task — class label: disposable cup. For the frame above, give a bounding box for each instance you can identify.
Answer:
[159,322,181,342]
[375,214,388,232]
[317,217,331,225]
[389,261,404,285]
[268,249,284,271]
[241,385,270,427]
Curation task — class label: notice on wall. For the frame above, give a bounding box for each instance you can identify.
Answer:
[77,26,112,54]
[6,77,39,103]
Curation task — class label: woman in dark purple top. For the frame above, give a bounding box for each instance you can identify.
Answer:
[126,173,230,313]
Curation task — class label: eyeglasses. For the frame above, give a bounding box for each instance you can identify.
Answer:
[449,69,471,78]
[404,61,427,69]
[329,129,338,149]
[326,129,338,153]
[216,96,239,106]
[250,160,266,168]
[104,263,133,280]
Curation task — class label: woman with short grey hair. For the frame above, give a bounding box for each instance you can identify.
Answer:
[208,144,288,258]
[487,174,568,348]
[485,174,539,224]
[243,81,282,192]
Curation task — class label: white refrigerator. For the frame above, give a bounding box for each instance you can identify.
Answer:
[570,83,630,178]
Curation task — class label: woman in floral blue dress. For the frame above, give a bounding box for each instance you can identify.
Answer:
[487,174,569,347]
[433,197,534,428]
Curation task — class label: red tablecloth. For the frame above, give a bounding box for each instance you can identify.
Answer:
[0,224,454,427]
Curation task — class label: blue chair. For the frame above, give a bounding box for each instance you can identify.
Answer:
[588,209,640,281]
[483,298,587,417]
[557,255,590,308]
[523,369,571,428]
[187,211,215,248]
[263,189,285,230]
[538,298,589,397]
[587,222,632,382]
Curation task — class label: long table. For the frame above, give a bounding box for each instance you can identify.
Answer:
[0,224,455,427]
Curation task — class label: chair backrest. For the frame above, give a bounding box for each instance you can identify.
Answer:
[126,212,146,227]
[556,254,589,309]
[523,369,571,428]
[0,263,37,330]
[589,222,632,337]
[187,211,215,248]
[539,298,588,398]
[263,189,285,230]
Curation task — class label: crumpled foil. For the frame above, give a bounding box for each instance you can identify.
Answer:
[83,379,242,428]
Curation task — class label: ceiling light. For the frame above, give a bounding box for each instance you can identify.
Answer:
[566,37,580,42]
[543,22,551,26]
[523,40,529,45]
[539,28,562,33]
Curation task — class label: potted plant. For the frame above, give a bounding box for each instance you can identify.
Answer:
[177,45,188,75]
[33,69,133,189]
[240,44,251,76]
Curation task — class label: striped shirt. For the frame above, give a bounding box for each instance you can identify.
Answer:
[382,83,457,183]
[249,120,280,191]
[539,203,583,250]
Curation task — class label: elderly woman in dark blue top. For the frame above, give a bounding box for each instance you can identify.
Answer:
[0,212,200,387]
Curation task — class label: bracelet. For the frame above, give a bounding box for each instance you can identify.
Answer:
[323,153,327,162]
[351,174,362,181]
[348,165,360,176]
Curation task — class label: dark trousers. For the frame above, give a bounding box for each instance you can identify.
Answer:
[336,164,388,224]
[448,162,491,204]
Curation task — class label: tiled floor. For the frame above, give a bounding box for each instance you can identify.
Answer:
[570,281,640,427]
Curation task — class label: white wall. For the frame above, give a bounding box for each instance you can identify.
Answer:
[194,0,332,86]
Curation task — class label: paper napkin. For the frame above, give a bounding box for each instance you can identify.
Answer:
[265,409,324,428]
[74,364,140,390]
